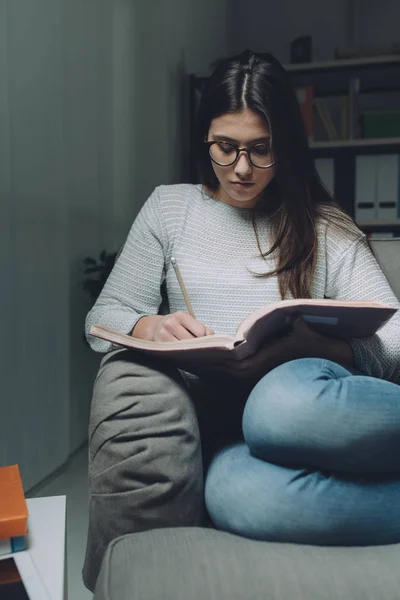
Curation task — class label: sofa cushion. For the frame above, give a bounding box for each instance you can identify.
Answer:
[94,527,400,600]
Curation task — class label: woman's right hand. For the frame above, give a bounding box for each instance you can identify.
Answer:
[132,312,214,342]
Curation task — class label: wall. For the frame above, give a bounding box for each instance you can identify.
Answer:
[227,0,400,65]
[0,0,71,489]
[352,0,400,50]
[67,0,229,452]
[113,0,229,242]
[1,0,227,490]
[62,0,114,454]
[227,0,349,64]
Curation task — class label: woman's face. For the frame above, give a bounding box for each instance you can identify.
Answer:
[207,108,276,208]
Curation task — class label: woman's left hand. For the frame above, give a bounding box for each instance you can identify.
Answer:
[209,316,353,385]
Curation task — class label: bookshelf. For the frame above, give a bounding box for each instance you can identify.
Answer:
[284,54,400,73]
[189,55,400,234]
[310,137,400,152]
[290,56,400,233]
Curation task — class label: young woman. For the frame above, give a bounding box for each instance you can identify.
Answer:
[82,50,400,592]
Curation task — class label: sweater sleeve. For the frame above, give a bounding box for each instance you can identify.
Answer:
[326,234,400,383]
[85,187,168,353]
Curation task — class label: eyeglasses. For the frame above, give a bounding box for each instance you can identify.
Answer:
[205,140,275,169]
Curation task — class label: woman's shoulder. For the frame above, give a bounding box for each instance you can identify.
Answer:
[138,183,204,223]
[146,183,216,226]
[316,203,366,253]
[139,183,210,240]
[154,183,204,205]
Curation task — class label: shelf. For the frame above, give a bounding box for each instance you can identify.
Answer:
[358,221,400,233]
[310,137,400,149]
[285,54,400,74]
[359,220,400,227]
[287,55,400,97]
[310,137,400,158]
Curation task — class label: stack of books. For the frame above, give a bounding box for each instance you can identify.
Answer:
[0,465,29,556]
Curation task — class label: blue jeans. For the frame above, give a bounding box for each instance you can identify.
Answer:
[205,358,400,545]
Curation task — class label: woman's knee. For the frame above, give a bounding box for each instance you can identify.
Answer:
[242,358,400,473]
[88,349,203,495]
[242,358,353,465]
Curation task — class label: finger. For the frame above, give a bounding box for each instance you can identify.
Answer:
[157,329,181,342]
[175,312,211,337]
[164,322,198,340]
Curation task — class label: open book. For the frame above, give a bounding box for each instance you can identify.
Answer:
[89,298,397,361]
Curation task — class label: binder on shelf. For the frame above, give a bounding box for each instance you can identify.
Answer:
[376,154,400,221]
[315,158,334,195]
[355,155,378,223]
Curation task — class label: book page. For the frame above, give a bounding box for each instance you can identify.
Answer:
[90,325,236,354]
[235,299,397,357]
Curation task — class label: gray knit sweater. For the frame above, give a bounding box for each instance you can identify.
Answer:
[86,184,400,383]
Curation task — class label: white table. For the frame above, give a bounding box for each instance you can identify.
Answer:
[1,496,67,600]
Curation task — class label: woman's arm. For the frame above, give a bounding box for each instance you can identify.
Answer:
[85,187,214,351]
[85,187,167,352]
[206,316,353,386]
[326,234,400,383]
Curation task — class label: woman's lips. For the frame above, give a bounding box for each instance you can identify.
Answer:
[231,181,255,189]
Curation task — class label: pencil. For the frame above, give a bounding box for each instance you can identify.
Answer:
[170,257,196,318]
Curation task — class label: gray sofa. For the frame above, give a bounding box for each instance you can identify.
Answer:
[93,238,400,600]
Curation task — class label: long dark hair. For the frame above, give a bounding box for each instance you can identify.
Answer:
[195,50,359,299]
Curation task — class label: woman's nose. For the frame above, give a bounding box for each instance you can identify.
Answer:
[234,151,252,176]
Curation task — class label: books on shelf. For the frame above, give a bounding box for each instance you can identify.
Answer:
[361,110,400,139]
[348,76,361,140]
[90,299,397,362]
[296,85,314,141]
[355,154,400,223]
[340,96,348,140]
[314,99,340,141]
[0,465,28,541]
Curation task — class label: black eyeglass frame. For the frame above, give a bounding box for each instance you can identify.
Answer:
[205,141,276,169]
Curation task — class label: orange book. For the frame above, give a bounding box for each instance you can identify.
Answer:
[0,465,28,539]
